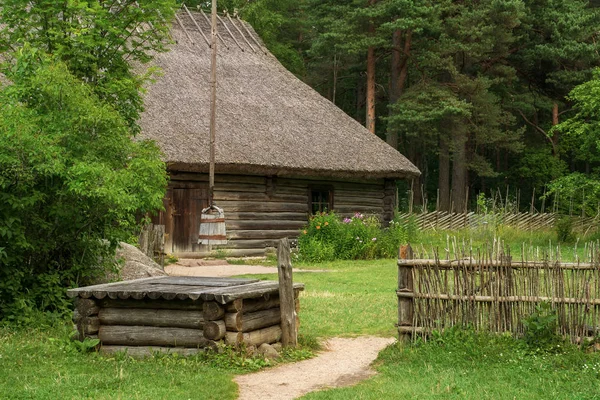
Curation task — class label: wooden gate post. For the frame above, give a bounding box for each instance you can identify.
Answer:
[278,238,297,347]
[397,244,414,342]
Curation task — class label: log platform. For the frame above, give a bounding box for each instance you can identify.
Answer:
[68,276,304,357]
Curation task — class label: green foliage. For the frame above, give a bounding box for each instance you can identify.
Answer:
[0,50,168,321]
[297,212,417,262]
[0,0,176,131]
[522,302,562,352]
[555,216,576,243]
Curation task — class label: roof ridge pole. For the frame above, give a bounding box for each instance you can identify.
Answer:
[209,0,217,207]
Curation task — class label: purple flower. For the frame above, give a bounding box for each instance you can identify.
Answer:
[354,212,364,219]
[343,217,352,224]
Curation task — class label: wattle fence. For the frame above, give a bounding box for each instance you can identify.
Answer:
[395,211,599,233]
[397,244,600,344]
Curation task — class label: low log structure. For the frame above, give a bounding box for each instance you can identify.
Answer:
[68,276,304,356]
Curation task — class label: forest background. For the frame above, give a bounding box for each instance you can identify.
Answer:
[193,0,600,215]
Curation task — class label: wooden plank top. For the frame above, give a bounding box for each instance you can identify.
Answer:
[67,276,304,303]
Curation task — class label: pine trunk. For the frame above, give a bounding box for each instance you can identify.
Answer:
[450,129,467,213]
[438,132,450,212]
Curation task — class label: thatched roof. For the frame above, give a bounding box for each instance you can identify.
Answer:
[139,11,420,180]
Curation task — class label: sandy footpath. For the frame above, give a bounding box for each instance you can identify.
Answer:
[234,336,395,400]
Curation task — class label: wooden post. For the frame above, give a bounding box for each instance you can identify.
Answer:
[277,238,297,347]
[208,0,217,206]
[397,244,414,342]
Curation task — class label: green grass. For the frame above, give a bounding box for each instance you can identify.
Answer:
[0,325,238,399]
[302,331,600,400]
[4,234,600,399]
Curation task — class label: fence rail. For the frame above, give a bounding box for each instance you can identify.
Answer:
[395,211,598,232]
[397,245,600,344]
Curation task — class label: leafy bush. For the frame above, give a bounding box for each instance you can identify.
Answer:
[297,212,417,261]
[555,216,575,243]
[0,50,167,322]
[522,302,562,352]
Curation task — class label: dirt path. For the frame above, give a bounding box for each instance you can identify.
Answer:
[165,259,326,277]
[234,336,395,400]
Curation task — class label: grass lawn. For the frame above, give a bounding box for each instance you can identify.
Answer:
[3,256,600,399]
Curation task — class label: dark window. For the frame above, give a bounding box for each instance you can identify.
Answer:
[310,187,333,214]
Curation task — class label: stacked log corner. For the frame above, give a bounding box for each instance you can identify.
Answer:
[397,244,414,342]
[219,292,301,347]
[73,298,100,342]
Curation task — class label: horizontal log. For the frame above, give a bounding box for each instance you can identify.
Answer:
[225,212,308,221]
[225,220,306,231]
[203,301,225,321]
[276,177,384,190]
[335,199,384,208]
[396,291,600,305]
[224,325,282,346]
[98,308,204,329]
[174,248,267,258]
[213,192,307,203]
[218,201,307,213]
[226,230,300,240]
[168,173,266,185]
[100,345,215,358]
[100,298,205,310]
[335,190,384,199]
[225,296,280,313]
[204,320,227,340]
[224,308,281,332]
[99,325,208,347]
[222,239,279,249]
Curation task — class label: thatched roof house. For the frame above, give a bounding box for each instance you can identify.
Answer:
[141,11,420,256]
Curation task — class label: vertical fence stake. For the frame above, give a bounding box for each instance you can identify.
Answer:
[278,238,297,347]
[398,244,414,342]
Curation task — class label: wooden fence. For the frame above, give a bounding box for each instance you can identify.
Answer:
[395,211,599,232]
[397,245,600,344]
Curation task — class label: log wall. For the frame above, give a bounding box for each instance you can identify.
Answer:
[154,172,396,256]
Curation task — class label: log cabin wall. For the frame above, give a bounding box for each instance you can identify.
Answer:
[152,172,397,257]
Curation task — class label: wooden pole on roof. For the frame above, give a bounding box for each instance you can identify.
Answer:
[209,0,218,206]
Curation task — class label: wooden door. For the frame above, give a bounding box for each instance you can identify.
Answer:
[171,188,209,254]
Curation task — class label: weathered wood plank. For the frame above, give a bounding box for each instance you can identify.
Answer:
[226,230,301,240]
[224,308,281,332]
[225,220,306,230]
[100,298,204,310]
[224,325,282,346]
[99,325,208,347]
[278,238,297,347]
[98,308,204,329]
[199,281,304,304]
[154,277,259,287]
[217,201,307,213]
[213,192,307,203]
[67,277,162,298]
[225,212,308,221]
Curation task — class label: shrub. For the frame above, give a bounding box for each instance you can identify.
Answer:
[0,50,167,322]
[297,212,418,261]
[555,216,575,243]
[522,302,562,352]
